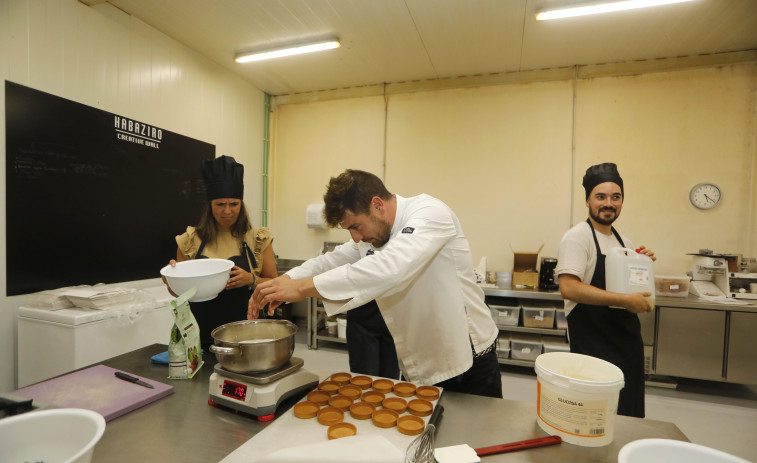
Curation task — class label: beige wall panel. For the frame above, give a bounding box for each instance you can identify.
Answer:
[384,83,574,273]
[574,64,757,273]
[270,97,386,259]
[0,0,264,391]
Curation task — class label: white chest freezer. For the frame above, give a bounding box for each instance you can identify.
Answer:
[17,285,174,388]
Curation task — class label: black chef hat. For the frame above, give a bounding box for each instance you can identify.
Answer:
[202,155,244,200]
[582,162,623,200]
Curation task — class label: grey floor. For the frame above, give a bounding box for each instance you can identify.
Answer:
[292,327,757,462]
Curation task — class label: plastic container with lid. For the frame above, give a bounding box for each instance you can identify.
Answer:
[654,274,691,297]
[510,333,542,361]
[520,300,555,328]
[489,303,521,327]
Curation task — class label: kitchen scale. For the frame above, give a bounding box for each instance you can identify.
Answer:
[208,356,319,421]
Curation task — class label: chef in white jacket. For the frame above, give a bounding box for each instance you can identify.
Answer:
[249,169,502,397]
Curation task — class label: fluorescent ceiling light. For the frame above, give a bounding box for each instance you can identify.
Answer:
[235,38,340,63]
[535,0,696,20]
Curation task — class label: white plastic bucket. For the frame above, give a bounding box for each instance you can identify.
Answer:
[337,316,347,339]
[605,247,655,309]
[618,439,751,463]
[535,352,625,447]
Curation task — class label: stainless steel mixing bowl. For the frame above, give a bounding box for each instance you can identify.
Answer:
[209,319,298,373]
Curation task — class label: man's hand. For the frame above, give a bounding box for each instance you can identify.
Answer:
[623,292,654,313]
[636,246,656,262]
[248,275,318,319]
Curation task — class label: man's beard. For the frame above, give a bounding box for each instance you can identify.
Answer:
[368,214,392,248]
[590,206,619,226]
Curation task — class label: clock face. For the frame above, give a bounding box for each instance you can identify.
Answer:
[689,183,722,209]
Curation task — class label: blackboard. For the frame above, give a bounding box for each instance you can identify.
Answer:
[5,81,215,296]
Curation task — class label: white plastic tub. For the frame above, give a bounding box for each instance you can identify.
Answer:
[535,352,624,447]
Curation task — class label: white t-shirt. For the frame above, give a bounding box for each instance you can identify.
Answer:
[555,221,633,316]
[287,194,498,385]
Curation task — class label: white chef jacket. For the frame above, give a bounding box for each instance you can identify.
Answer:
[286,194,498,385]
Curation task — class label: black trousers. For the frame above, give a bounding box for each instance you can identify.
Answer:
[346,301,400,379]
[434,345,503,399]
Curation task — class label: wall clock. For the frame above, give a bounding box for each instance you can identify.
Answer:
[689,183,722,210]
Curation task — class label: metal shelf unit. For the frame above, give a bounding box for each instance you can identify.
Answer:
[308,297,347,349]
[485,288,567,367]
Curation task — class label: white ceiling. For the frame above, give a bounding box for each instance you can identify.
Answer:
[90,0,757,96]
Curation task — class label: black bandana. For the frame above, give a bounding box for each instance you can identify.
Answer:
[582,162,623,199]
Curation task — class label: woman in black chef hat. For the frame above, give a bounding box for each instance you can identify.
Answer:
[167,155,278,350]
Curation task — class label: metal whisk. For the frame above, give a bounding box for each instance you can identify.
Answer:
[405,404,444,463]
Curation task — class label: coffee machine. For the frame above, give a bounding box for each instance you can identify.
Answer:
[539,257,559,291]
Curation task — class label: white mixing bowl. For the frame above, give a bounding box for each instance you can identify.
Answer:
[160,258,234,302]
[619,439,751,463]
[0,408,106,463]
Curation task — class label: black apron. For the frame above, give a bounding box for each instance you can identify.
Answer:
[191,240,258,350]
[566,219,645,418]
[346,300,400,379]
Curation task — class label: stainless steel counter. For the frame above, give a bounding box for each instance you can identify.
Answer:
[483,286,757,313]
[435,392,687,462]
[87,344,687,462]
[91,344,267,463]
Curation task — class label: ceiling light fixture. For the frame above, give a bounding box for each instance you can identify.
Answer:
[235,38,341,63]
[535,0,696,20]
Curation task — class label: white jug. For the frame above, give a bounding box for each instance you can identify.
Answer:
[605,247,655,310]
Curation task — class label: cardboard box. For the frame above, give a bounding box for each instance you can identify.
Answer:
[511,244,543,288]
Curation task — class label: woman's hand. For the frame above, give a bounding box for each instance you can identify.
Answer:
[227,265,255,290]
[162,259,179,297]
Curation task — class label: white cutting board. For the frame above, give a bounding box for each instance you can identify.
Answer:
[220,373,442,463]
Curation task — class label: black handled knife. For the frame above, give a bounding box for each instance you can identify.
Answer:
[114,371,154,389]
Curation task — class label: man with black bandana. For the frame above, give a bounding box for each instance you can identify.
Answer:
[555,162,655,418]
